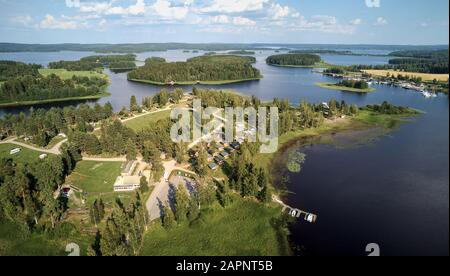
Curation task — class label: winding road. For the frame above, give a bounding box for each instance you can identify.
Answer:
[0,137,68,155]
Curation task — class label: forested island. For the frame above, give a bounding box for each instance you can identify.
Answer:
[0,61,109,107]
[266,53,324,67]
[49,54,137,72]
[228,50,256,55]
[316,80,375,93]
[128,55,261,85]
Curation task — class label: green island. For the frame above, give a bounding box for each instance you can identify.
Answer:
[316,80,376,93]
[48,54,137,72]
[0,88,419,256]
[266,53,333,68]
[227,50,256,55]
[0,61,111,107]
[127,55,262,85]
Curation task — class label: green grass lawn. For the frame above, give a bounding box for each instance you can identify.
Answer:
[140,198,291,256]
[0,221,93,256]
[39,68,107,80]
[0,144,50,164]
[124,110,172,131]
[316,82,376,93]
[64,161,132,206]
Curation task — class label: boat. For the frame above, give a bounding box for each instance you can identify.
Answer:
[421,91,437,98]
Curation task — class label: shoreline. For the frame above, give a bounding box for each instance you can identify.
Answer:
[127,77,263,86]
[266,61,334,69]
[316,82,376,93]
[0,92,111,108]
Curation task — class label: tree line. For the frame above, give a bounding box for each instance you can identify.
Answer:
[337,80,369,90]
[0,103,113,146]
[49,55,136,71]
[128,55,261,83]
[0,73,107,103]
[0,145,82,231]
[266,54,321,66]
[0,61,41,81]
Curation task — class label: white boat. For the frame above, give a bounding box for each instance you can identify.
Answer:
[421,91,437,98]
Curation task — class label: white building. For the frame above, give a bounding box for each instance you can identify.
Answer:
[114,176,141,192]
[121,161,137,176]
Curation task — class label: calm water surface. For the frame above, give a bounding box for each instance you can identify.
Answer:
[0,50,448,256]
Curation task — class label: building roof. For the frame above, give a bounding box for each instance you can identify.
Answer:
[122,161,136,175]
[114,176,141,187]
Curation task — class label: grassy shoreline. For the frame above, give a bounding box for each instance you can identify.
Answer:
[316,82,376,93]
[0,68,111,107]
[255,109,419,176]
[128,77,262,86]
[0,92,111,108]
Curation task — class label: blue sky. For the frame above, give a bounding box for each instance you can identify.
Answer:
[0,0,448,45]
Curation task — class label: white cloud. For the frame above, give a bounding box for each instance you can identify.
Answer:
[350,18,363,25]
[201,0,269,13]
[374,17,388,26]
[66,0,146,16]
[150,0,189,20]
[289,15,356,35]
[11,15,34,27]
[232,16,256,26]
[420,22,429,28]
[39,14,83,30]
[269,3,291,20]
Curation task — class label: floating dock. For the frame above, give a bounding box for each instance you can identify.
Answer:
[273,196,318,223]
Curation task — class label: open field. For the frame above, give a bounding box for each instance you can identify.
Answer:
[316,82,376,93]
[128,77,262,86]
[0,143,49,164]
[124,110,172,131]
[362,69,449,82]
[64,161,132,206]
[39,68,107,80]
[140,197,290,256]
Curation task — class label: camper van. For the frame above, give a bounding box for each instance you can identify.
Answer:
[10,148,21,155]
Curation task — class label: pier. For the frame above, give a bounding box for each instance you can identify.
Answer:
[273,195,318,223]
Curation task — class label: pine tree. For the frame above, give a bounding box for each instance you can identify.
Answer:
[162,204,175,230]
[140,176,149,192]
[174,184,189,222]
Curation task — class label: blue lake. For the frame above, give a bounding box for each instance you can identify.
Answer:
[0,50,448,256]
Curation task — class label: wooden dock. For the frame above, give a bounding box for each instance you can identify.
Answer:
[273,196,318,223]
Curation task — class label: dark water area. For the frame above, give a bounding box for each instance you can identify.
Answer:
[0,50,448,256]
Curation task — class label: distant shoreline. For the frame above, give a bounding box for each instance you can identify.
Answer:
[128,77,262,86]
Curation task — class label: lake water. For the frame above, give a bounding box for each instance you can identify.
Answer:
[0,50,448,256]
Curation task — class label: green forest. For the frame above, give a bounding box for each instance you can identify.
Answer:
[0,61,42,81]
[354,49,449,74]
[0,74,107,104]
[49,54,136,71]
[266,53,322,67]
[128,55,261,84]
[337,80,370,90]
